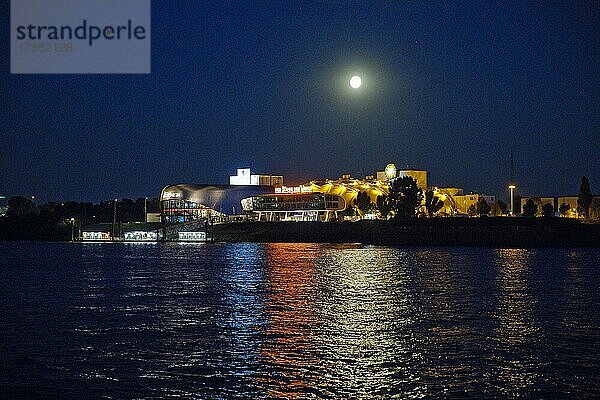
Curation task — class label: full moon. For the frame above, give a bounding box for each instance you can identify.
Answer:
[350,75,362,89]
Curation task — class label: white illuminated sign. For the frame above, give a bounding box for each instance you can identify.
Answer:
[163,192,181,199]
[275,185,312,194]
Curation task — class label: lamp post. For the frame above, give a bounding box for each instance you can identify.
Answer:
[112,198,118,241]
[70,217,75,242]
[508,185,516,216]
[144,197,148,223]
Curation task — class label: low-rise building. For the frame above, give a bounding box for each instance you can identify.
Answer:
[82,224,113,241]
[229,168,283,187]
[123,222,163,241]
[375,165,428,189]
[519,195,600,217]
[452,193,496,215]
[556,196,578,217]
[520,197,555,215]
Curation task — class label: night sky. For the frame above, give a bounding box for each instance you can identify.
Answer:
[1,1,598,202]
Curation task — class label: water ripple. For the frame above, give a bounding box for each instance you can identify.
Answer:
[0,242,599,398]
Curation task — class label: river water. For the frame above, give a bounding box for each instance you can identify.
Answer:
[0,242,599,399]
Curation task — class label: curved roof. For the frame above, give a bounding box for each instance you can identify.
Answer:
[161,184,274,215]
[306,178,389,213]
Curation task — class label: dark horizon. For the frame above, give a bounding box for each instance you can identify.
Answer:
[1,1,598,203]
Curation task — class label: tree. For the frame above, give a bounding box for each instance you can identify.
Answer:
[529,197,543,216]
[386,176,423,219]
[577,176,593,218]
[490,200,507,216]
[541,202,554,217]
[490,201,502,216]
[497,199,507,214]
[523,199,537,217]
[6,196,38,217]
[559,202,570,217]
[353,191,374,216]
[118,198,136,222]
[424,190,444,217]
[376,195,392,219]
[467,204,478,217]
[476,197,491,216]
[590,197,600,220]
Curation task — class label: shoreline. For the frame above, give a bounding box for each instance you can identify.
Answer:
[211,219,600,248]
[1,218,599,248]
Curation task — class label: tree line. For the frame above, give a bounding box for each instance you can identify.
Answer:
[522,176,600,219]
[0,197,160,240]
[351,176,508,219]
[351,176,599,220]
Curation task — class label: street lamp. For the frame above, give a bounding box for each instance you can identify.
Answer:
[144,197,148,223]
[112,198,118,241]
[508,185,516,216]
[70,217,75,242]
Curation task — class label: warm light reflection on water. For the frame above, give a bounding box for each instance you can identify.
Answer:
[489,249,541,397]
[0,242,599,398]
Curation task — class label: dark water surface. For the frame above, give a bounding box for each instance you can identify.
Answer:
[0,242,599,399]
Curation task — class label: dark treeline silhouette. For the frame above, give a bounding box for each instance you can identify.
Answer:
[213,220,600,247]
[0,197,160,241]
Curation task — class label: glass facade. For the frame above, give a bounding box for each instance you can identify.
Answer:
[160,184,276,222]
[250,194,344,212]
[161,199,218,223]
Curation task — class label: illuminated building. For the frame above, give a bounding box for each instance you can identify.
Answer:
[82,231,111,241]
[82,222,163,241]
[145,212,161,222]
[124,230,158,241]
[519,196,555,215]
[375,166,427,189]
[515,194,600,217]
[307,176,387,212]
[433,187,463,215]
[178,231,207,241]
[518,195,600,217]
[451,193,496,215]
[160,164,502,222]
[398,169,428,189]
[229,168,283,187]
[243,170,495,219]
[556,196,579,217]
[241,192,346,221]
[160,183,274,222]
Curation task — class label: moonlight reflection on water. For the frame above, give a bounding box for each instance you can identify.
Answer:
[0,242,599,398]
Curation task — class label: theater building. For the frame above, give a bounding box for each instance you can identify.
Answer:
[160,183,274,223]
[159,164,501,222]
